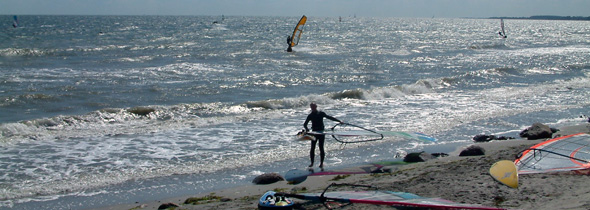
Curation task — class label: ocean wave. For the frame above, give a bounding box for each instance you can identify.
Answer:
[0,101,258,144]
[0,47,85,57]
[0,48,48,57]
[0,93,57,107]
[0,78,444,144]
[247,79,444,109]
[565,63,590,71]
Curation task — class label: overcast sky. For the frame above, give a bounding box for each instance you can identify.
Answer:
[2,0,589,18]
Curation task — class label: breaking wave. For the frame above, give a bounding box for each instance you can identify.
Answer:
[0,79,446,144]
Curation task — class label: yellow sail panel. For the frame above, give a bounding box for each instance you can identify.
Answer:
[290,15,307,47]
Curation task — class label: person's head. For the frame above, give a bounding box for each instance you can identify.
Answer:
[309,102,317,111]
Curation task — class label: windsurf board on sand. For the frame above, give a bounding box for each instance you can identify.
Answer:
[265,188,507,210]
[489,160,518,188]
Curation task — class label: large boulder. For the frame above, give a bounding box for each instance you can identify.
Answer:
[252,173,285,185]
[519,123,554,140]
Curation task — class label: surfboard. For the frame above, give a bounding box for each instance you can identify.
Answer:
[295,130,316,141]
[489,160,518,188]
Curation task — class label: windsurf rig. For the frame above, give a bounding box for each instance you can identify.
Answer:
[325,122,436,144]
[514,133,590,174]
[290,15,307,47]
[269,183,506,210]
[328,123,384,143]
[297,122,436,145]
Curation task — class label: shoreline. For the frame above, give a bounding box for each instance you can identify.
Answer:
[97,123,590,210]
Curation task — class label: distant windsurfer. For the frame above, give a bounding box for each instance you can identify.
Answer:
[12,15,18,28]
[286,36,293,52]
[498,31,507,38]
[303,103,342,169]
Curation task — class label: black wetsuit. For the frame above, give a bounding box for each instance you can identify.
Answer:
[303,111,340,167]
[287,36,293,52]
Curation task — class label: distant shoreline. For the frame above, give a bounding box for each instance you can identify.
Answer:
[489,15,590,21]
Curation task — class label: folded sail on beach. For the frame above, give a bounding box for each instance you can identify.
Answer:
[515,133,590,174]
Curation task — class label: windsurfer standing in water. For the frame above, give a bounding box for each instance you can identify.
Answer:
[304,103,342,169]
[286,36,293,52]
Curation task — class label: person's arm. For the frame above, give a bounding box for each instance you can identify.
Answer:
[303,115,311,131]
[323,113,342,123]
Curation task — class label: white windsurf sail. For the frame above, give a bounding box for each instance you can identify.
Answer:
[515,133,590,174]
[499,19,506,38]
[290,15,307,47]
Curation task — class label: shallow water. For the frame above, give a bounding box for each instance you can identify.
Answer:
[1,15,589,209]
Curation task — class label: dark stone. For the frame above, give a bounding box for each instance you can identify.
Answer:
[252,173,285,185]
[431,153,449,158]
[403,151,433,163]
[158,202,180,209]
[473,134,495,142]
[459,145,485,156]
[473,134,515,142]
[520,123,554,140]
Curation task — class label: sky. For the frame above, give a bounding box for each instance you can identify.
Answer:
[2,0,589,18]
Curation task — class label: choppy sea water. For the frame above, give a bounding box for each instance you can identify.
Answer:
[1,15,590,209]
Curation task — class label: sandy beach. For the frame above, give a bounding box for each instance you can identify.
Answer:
[100,123,590,210]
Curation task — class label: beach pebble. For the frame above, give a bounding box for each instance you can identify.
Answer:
[252,173,285,185]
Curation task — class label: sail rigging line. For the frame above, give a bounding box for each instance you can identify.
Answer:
[274,183,376,209]
[516,148,590,166]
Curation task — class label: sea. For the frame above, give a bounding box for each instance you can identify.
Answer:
[1,15,589,209]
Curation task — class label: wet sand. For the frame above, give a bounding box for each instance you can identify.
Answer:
[100,123,590,210]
